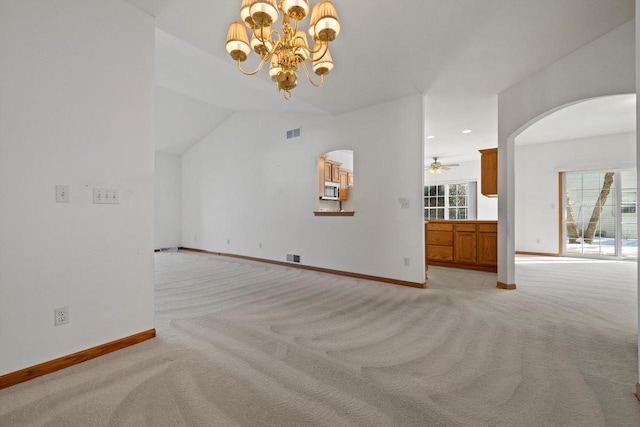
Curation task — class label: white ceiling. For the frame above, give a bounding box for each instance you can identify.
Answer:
[126,0,635,156]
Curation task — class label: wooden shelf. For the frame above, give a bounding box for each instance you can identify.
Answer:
[314,211,355,217]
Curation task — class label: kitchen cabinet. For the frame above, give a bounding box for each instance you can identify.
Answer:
[339,170,349,201]
[426,220,497,272]
[426,222,453,262]
[347,172,354,186]
[323,159,341,183]
[331,163,340,182]
[318,156,327,197]
[454,223,477,264]
[477,223,498,265]
[479,148,497,197]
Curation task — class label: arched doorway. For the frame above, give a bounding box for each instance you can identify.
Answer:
[514,94,636,259]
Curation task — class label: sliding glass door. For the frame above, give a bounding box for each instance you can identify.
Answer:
[563,170,637,259]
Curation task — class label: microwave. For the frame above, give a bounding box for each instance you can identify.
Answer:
[322,182,340,200]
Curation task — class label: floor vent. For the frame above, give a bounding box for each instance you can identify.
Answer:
[286,254,301,263]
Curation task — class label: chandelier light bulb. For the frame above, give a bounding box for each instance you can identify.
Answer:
[240,0,256,28]
[250,0,279,27]
[251,26,273,54]
[312,1,340,42]
[269,52,282,80]
[312,43,333,75]
[293,30,310,60]
[225,22,251,61]
[281,0,310,21]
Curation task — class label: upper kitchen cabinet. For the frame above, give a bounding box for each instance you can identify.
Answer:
[479,148,497,197]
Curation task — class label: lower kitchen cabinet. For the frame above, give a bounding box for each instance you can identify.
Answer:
[426,220,497,272]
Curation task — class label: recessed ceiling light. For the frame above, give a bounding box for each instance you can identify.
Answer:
[462,129,472,134]
[426,135,435,139]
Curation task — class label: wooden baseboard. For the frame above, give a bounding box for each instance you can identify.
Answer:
[497,281,516,290]
[636,383,640,400]
[515,251,560,257]
[428,260,497,273]
[0,329,156,390]
[178,247,427,289]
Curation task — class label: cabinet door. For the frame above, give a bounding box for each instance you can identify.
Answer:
[331,164,340,182]
[348,172,354,186]
[324,163,332,182]
[318,157,326,197]
[480,148,498,196]
[477,231,497,265]
[455,232,477,264]
[339,170,348,200]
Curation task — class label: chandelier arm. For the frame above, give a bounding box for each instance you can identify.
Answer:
[301,61,325,88]
[237,56,270,76]
[309,41,329,62]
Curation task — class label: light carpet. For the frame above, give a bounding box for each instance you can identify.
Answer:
[0,251,639,426]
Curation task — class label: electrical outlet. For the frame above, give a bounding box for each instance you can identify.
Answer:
[404,257,410,266]
[54,306,69,326]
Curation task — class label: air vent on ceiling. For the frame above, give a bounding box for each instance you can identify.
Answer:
[286,128,301,139]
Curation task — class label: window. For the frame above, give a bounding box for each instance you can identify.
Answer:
[424,182,475,220]
[621,191,636,214]
[563,169,637,259]
[424,185,445,219]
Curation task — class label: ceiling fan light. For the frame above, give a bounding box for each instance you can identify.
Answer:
[226,22,251,61]
[312,43,333,75]
[312,1,340,42]
[250,0,279,27]
[281,0,309,21]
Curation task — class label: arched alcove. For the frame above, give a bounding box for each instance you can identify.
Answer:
[315,149,355,216]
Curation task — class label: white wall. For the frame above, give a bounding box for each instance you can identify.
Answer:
[515,133,635,254]
[497,20,636,286]
[155,152,182,249]
[0,0,155,375]
[636,0,640,389]
[182,95,425,284]
[424,159,498,220]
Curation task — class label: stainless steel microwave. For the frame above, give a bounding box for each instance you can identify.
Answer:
[322,182,340,200]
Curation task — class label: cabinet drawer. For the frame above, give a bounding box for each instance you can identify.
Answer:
[478,223,497,233]
[427,223,453,231]
[455,223,477,232]
[427,231,453,246]
[428,245,453,261]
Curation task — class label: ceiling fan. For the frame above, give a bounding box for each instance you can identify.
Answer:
[429,157,459,174]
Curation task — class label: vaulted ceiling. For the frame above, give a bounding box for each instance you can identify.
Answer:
[127,0,635,158]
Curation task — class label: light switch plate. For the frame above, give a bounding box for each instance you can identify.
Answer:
[55,185,69,203]
[93,188,120,204]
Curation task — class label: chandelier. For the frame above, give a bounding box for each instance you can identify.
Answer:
[225,0,341,99]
